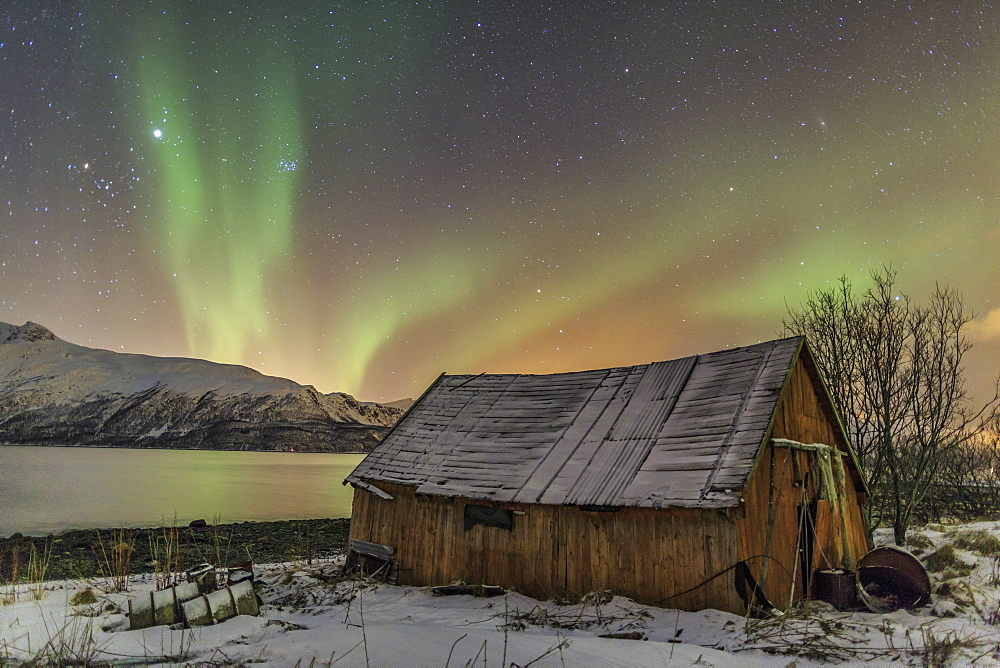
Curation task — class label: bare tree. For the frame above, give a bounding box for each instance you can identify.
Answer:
[785,267,999,544]
[783,271,906,530]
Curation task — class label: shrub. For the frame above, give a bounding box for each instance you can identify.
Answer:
[923,545,974,575]
[952,530,1000,557]
[70,589,98,606]
[905,533,934,552]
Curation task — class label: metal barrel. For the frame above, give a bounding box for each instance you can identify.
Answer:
[128,581,202,630]
[127,594,154,630]
[857,545,931,612]
[181,579,259,627]
[186,563,217,594]
[813,569,858,610]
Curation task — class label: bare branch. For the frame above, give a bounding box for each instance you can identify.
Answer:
[785,266,1000,543]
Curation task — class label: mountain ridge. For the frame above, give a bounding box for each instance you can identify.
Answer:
[0,321,403,452]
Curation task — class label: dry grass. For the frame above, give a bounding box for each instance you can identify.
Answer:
[934,579,978,614]
[917,626,964,666]
[69,588,98,606]
[149,525,182,590]
[491,594,652,634]
[953,530,1000,558]
[1,543,21,605]
[905,533,934,554]
[923,545,974,575]
[743,604,998,664]
[27,541,53,600]
[93,529,135,593]
[2,610,110,666]
[2,540,53,604]
[991,557,1000,588]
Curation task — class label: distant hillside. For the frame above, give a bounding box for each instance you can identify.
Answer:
[0,321,404,452]
[362,397,415,411]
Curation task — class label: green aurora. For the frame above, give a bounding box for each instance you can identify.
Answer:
[3,3,997,402]
[137,9,304,363]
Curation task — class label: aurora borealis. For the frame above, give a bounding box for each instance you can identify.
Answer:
[2,2,998,403]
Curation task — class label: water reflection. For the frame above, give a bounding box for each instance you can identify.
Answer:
[1,446,364,536]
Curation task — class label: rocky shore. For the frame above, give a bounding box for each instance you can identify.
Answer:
[0,518,351,582]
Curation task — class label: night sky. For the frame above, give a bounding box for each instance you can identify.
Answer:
[3,1,998,404]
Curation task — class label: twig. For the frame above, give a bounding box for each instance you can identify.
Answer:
[522,637,571,667]
[444,633,467,668]
[331,639,365,665]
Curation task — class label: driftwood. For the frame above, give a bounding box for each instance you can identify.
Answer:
[598,631,646,640]
[344,539,398,583]
[431,584,506,598]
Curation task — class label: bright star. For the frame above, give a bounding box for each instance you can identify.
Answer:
[153,129,162,138]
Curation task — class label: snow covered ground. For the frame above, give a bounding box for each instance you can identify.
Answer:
[4,521,1000,666]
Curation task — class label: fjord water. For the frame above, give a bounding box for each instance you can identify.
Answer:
[1,446,365,536]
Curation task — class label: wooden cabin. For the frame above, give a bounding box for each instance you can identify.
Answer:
[346,337,872,614]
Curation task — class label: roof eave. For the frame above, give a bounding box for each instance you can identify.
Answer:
[343,371,447,487]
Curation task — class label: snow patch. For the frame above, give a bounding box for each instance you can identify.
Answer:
[6,520,1000,665]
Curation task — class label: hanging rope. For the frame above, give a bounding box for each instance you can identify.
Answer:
[654,553,792,612]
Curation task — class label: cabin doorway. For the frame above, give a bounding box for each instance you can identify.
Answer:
[797,499,819,597]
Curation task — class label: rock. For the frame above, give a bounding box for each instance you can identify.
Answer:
[1,321,55,343]
[189,518,208,528]
[1,518,351,582]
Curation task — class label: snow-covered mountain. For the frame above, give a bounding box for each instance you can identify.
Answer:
[0,322,403,452]
[363,397,415,411]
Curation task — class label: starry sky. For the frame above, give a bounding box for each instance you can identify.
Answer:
[2,1,998,404]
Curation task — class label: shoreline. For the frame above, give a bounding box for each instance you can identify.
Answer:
[0,442,369,454]
[0,518,351,582]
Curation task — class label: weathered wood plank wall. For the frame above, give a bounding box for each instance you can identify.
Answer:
[349,480,746,613]
[736,444,810,608]
[773,357,872,564]
[736,358,872,608]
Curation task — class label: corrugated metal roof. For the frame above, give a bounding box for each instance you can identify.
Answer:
[348,337,803,509]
